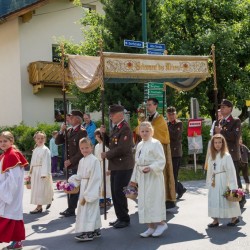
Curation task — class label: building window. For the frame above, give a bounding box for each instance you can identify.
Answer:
[52,44,60,63]
[54,99,74,122]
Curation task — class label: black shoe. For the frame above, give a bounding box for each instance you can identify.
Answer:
[93,229,101,238]
[177,188,187,200]
[46,198,54,210]
[113,221,130,228]
[207,222,219,228]
[75,232,94,241]
[109,219,119,226]
[227,218,240,227]
[60,210,75,217]
[165,201,176,209]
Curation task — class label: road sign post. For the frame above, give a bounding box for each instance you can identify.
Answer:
[124,40,144,48]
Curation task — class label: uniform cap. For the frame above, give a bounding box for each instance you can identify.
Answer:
[109,104,124,113]
[68,110,83,118]
[220,99,233,108]
[167,106,176,114]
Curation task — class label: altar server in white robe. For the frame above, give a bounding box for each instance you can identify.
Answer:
[0,131,28,250]
[30,131,53,214]
[130,121,167,238]
[206,134,241,228]
[74,137,102,242]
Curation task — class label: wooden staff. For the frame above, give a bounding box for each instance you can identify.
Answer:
[99,41,107,220]
[60,43,69,205]
[211,44,218,118]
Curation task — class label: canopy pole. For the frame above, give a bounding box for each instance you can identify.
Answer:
[60,43,69,206]
[99,40,107,220]
[211,44,218,118]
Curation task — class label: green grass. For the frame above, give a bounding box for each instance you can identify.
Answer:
[178,167,206,182]
[178,166,250,182]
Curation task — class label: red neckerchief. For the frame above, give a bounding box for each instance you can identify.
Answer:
[0,147,28,173]
[117,120,125,130]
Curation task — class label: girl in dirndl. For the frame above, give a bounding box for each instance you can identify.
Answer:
[0,131,28,250]
[206,134,241,227]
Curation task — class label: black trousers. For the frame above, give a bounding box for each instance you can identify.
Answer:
[239,162,250,184]
[172,157,185,195]
[67,168,79,213]
[111,169,133,222]
[233,160,246,204]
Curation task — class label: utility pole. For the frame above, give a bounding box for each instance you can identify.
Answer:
[142,0,147,50]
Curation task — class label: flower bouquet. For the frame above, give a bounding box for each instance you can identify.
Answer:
[123,183,138,200]
[24,176,31,189]
[223,187,245,202]
[56,180,79,194]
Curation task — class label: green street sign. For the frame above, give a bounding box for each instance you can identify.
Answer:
[148,89,163,95]
[148,82,164,89]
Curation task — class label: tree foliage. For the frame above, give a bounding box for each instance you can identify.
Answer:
[162,0,250,120]
[63,0,249,120]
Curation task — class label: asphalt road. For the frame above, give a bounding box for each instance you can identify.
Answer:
[1,176,249,250]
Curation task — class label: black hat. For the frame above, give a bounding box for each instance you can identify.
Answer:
[109,104,124,113]
[167,106,176,114]
[68,110,83,118]
[220,99,233,108]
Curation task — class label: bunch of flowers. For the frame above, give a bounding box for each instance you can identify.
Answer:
[24,176,31,185]
[223,187,245,199]
[56,180,76,192]
[123,184,138,200]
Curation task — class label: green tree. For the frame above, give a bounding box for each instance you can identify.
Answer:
[162,0,250,121]
[63,1,164,112]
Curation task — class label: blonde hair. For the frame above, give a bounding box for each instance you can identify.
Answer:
[139,121,154,136]
[79,137,92,147]
[0,131,15,144]
[33,131,46,140]
[52,130,58,136]
[0,131,18,150]
[210,134,228,160]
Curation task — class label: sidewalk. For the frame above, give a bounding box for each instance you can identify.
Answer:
[1,178,249,250]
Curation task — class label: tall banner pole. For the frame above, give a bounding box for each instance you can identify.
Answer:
[99,41,107,220]
[60,43,69,205]
[211,44,218,118]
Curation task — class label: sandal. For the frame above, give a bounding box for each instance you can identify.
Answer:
[227,218,240,226]
[30,207,42,214]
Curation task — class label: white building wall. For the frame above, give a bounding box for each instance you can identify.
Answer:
[20,0,84,126]
[0,0,103,127]
[0,19,23,126]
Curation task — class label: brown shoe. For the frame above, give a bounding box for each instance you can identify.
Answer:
[30,208,42,214]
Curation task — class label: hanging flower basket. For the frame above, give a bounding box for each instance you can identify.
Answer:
[24,176,31,189]
[223,188,244,202]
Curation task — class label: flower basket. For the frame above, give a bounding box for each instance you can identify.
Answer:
[56,180,79,194]
[226,191,242,202]
[123,185,138,200]
[223,188,244,202]
[24,176,31,189]
[64,186,80,194]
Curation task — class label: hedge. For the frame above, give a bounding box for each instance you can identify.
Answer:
[0,121,249,167]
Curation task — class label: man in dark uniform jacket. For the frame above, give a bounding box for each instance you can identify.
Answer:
[55,110,87,217]
[214,99,246,209]
[167,106,187,199]
[101,104,134,228]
